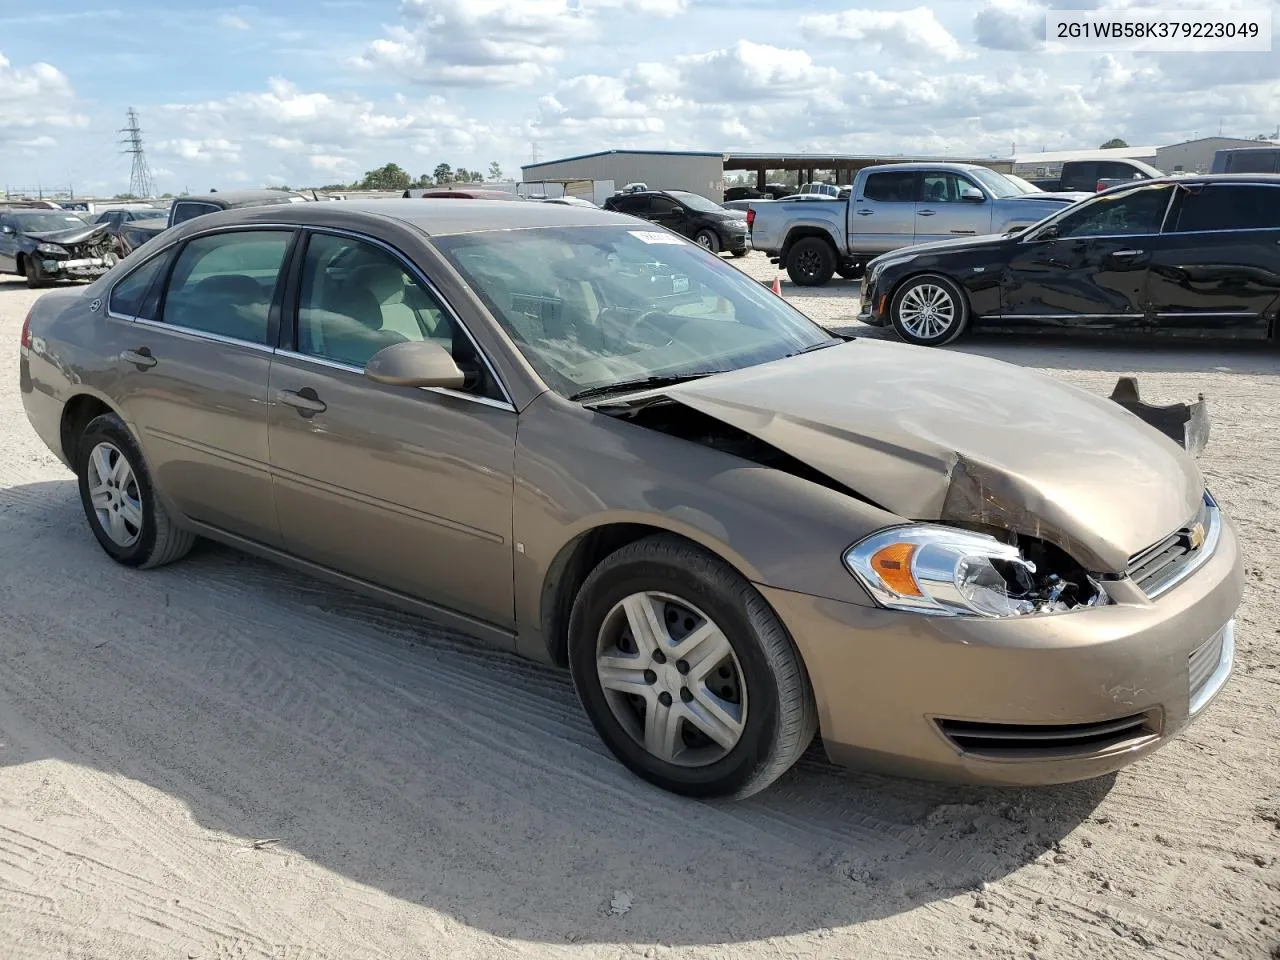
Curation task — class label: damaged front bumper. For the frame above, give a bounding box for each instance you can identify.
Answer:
[42,255,115,279]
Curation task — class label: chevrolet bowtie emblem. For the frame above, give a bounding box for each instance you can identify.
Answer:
[1189,523,1206,550]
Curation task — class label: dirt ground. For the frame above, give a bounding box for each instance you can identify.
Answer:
[0,255,1276,960]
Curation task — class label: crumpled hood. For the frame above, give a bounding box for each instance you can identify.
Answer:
[664,339,1203,572]
[26,223,109,245]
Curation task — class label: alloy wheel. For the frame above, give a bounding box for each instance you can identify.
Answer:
[86,442,143,547]
[898,283,956,339]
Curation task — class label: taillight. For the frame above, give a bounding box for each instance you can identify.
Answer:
[746,208,756,227]
[20,307,33,350]
[1096,180,1107,192]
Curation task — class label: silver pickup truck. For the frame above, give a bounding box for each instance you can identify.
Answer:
[747,162,1082,286]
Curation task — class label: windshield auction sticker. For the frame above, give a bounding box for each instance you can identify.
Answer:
[629,231,684,244]
[1046,8,1271,51]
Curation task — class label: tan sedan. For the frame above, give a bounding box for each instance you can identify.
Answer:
[19,199,1242,798]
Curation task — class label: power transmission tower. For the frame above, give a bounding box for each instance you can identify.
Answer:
[119,107,155,198]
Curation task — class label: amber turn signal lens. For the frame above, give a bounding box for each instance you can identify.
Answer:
[870,543,921,596]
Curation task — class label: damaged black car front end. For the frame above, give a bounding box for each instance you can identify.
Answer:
[0,211,118,289]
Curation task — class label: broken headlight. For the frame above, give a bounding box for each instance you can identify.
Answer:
[35,243,67,256]
[844,524,1109,618]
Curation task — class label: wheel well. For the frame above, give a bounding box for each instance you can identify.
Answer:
[59,395,112,465]
[540,522,684,667]
[780,228,837,264]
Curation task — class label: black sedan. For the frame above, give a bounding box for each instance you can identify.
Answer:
[0,209,117,288]
[602,190,749,256]
[859,174,1280,346]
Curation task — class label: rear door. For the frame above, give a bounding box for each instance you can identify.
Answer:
[914,172,995,244]
[999,183,1174,331]
[1145,182,1280,338]
[851,170,920,254]
[109,227,295,545]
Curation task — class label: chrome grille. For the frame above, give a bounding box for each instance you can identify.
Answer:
[1127,492,1217,598]
[936,712,1157,759]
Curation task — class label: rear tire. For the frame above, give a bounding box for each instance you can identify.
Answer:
[75,412,196,569]
[889,274,969,347]
[731,248,749,258]
[836,263,864,281]
[785,237,836,286]
[568,534,817,799]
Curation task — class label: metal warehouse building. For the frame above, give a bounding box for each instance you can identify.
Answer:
[1155,137,1280,174]
[522,150,725,200]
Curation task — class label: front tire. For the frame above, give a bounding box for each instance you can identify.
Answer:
[731,248,748,258]
[24,257,49,289]
[75,413,196,569]
[889,274,970,346]
[568,534,817,799]
[694,229,721,253]
[836,263,864,281]
[785,237,836,286]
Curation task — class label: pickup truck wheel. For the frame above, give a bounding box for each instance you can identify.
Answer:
[890,275,969,347]
[694,229,721,253]
[836,264,864,281]
[786,238,836,286]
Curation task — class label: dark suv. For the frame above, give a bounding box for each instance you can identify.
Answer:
[602,190,749,257]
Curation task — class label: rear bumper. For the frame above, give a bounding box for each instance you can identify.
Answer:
[759,513,1244,786]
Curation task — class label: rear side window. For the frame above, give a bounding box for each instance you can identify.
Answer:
[108,253,170,319]
[1172,184,1280,232]
[169,201,220,225]
[1227,152,1280,174]
[160,230,293,344]
[862,172,918,202]
[610,195,650,215]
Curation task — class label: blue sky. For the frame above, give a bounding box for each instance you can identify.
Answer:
[3,0,1277,196]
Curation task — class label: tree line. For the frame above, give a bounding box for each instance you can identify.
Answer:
[318,161,506,193]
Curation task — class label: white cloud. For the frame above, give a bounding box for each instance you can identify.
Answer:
[802,7,971,61]
[309,154,356,173]
[218,14,250,29]
[155,138,243,163]
[0,53,86,141]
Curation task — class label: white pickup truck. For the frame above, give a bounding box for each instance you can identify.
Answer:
[747,162,1084,286]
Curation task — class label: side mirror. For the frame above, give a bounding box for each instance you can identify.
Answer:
[959,187,985,203]
[1036,224,1060,241]
[364,340,465,390]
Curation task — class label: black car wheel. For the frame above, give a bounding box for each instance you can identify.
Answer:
[23,257,50,289]
[836,264,864,281]
[568,534,817,799]
[785,237,836,286]
[890,274,969,346]
[731,248,749,258]
[694,229,721,253]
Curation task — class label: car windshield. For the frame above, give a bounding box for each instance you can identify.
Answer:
[431,225,836,398]
[666,191,725,214]
[1003,174,1042,194]
[967,168,1023,198]
[12,212,88,231]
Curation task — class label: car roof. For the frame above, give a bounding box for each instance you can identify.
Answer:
[177,189,310,206]
[858,162,994,174]
[1137,173,1280,186]
[197,197,641,236]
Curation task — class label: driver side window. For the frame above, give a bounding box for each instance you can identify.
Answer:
[295,233,502,400]
[1053,185,1172,238]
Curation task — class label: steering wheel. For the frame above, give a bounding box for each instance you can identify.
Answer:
[598,307,675,347]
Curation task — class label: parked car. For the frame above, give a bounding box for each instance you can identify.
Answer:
[405,188,522,200]
[603,189,749,256]
[858,174,1280,346]
[118,189,312,255]
[748,163,1072,285]
[1003,173,1094,203]
[20,198,1241,799]
[0,208,117,287]
[1026,157,1163,192]
[93,206,170,255]
[723,184,790,203]
[1210,146,1280,174]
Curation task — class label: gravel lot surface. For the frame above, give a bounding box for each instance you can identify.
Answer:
[1,255,1277,960]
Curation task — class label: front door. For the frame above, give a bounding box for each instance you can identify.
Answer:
[109,228,295,545]
[914,172,995,244]
[0,213,18,273]
[999,183,1174,331]
[647,195,691,239]
[851,170,919,255]
[267,230,518,630]
[1145,181,1280,338]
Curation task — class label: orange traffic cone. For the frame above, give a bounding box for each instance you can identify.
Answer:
[771,276,782,296]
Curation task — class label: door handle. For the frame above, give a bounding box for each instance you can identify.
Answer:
[917,209,937,216]
[1110,249,1144,258]
[856,209,874,216]
[121,348,157,369]
[279,388,327,417]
